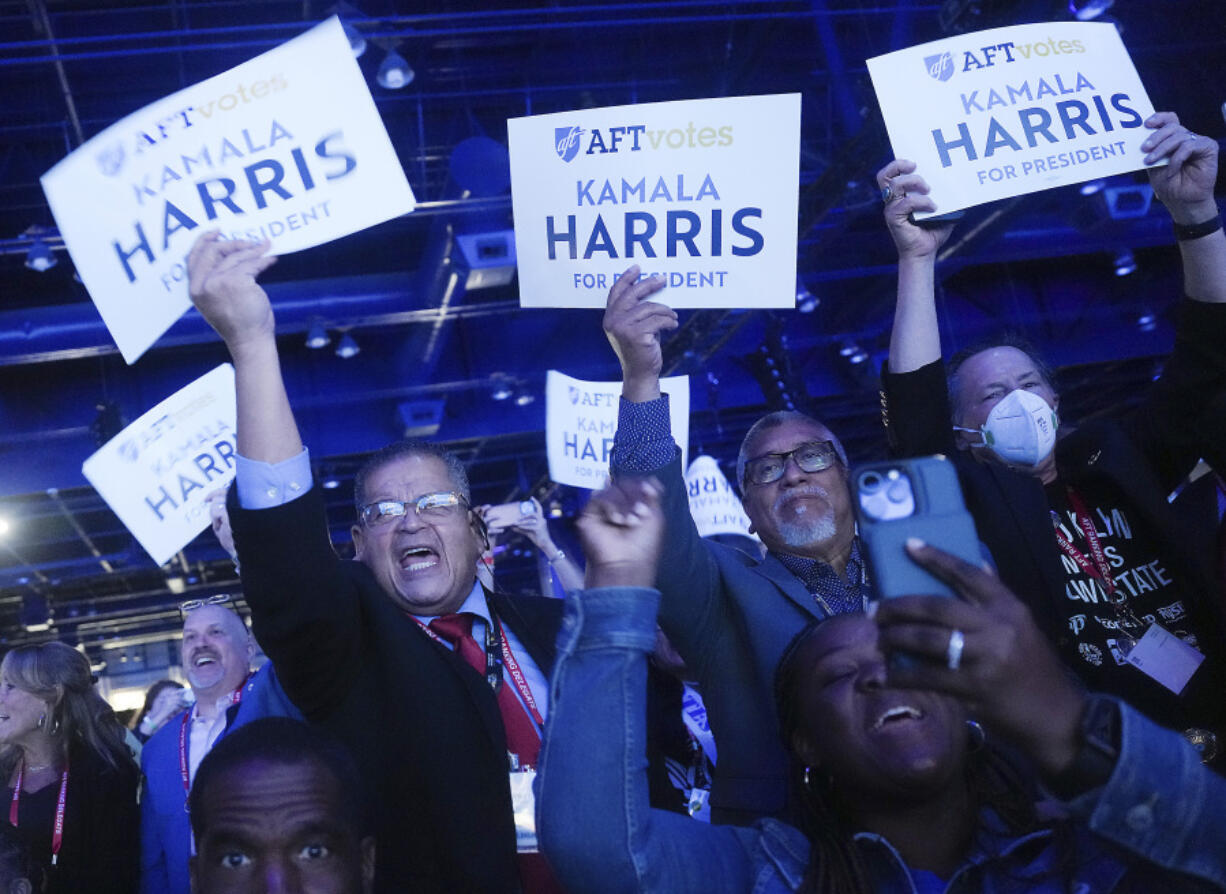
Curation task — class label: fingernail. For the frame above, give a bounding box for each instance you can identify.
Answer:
[905,537,926,551]
[632,501,649,516]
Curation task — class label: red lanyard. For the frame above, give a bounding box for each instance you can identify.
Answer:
[9,759,69,865]
[178,675,251,801]
[413,612,545,729]
[1051,488,1117,599]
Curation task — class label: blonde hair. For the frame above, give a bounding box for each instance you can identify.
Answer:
[0,643,134,775]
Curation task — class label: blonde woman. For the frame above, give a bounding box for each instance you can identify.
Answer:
[0,642,138,893]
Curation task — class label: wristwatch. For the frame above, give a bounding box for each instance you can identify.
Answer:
[1046,694,1121,800]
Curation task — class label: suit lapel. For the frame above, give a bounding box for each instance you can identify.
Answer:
[755,553,825,619]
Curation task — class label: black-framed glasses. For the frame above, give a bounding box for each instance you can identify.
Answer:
[743,440,840,486]
[178,593,232,617]
[359,491,472,527]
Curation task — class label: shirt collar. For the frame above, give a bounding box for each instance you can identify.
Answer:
[411,580,491,627]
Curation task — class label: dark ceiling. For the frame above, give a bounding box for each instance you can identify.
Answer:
[0,0,1223,681]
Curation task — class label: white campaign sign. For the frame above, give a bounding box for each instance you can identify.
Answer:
[685,455,757,541]
[508,94,800,310]
[82,364,238,566]
[867,22,1156,216]
[546,371,689,489]
[41,16,416,363]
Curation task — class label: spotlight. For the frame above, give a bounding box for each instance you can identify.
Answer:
[25,240,56,272]
[848,349,869,365]
[490,375,514,401]
[548,500,563,519]
[0,517,8,536]
[1079,179,1104,196]
[342,20,366,57]
[335,332,360,359]
[1137,312,1157,332]
[839,343,859,357]
[376,50,414,89]
[795,279,818,314]
[1068,0,1113,20]
[514,388,535,407]
[322,474,341,490]
[305,321,330,349]
[1114,249,1136,277]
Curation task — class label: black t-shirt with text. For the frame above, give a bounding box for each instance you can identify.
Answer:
[1045,479,1224,733]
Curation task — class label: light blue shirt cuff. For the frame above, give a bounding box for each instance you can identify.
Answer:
[235,448,313,509]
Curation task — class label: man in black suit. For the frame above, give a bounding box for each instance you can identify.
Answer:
[187,231,561,893]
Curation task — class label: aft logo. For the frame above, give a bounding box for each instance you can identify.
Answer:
[924,52,955,82]
[555,126,584,163]
[95,142,126,177]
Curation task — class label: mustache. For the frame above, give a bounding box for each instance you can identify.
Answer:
[773,484,831,514]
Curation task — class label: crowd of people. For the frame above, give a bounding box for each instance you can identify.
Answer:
[1,108,1223,893]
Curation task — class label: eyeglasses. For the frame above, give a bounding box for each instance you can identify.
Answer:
[743,440,840,486]
[178,594,232,616]
[359,491,472,527]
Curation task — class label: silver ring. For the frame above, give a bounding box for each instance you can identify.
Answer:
[880,182,893,204]
[946,629,965,670]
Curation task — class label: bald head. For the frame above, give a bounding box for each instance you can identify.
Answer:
[182,604,253,701]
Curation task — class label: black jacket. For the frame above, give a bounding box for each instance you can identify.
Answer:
[229,486,559,893]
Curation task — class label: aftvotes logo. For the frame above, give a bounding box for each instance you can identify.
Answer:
[95,142,126,177]
[555,126,584,163]
[924,51,955,82]
[568,386,580,404]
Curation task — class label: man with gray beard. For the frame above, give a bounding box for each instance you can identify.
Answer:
[604,269,867,826]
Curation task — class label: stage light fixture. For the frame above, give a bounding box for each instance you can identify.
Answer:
[306,321,330,349]
[514,388,535,407]
[335,332,360,359]
[1069,0,1113,21]
[25,240,56,272]
[342,20,367,57]
[490,375,514,401]
[377,50,414,89]
[1114,249,1137,277]
[796,282,819,314]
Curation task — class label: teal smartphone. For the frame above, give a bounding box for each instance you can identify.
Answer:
[853,455,981,602]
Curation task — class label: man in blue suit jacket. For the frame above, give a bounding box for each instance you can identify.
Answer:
[603,268,869,825]
[140,603,300,894]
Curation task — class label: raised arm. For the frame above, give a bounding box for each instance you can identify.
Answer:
[538,479,756,894]
[186,231,302,465]
[1144,111,1225,305]
[603,265,676,402]
[878,159,955,374]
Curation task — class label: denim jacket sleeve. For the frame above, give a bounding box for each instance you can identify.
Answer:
[537,586,764,894]
[1064,698,1226,889]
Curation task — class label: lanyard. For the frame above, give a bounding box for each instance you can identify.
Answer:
[414,608,545,729]
[1051,488,1117,599]
[178,675,251,803]
[9,759,69,865]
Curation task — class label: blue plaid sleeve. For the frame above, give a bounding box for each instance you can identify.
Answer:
[610,394,677,473]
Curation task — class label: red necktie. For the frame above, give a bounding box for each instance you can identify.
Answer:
[428,613,541,767]
[427,613,560,894]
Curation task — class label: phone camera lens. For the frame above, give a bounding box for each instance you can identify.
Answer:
[860,472,883,492]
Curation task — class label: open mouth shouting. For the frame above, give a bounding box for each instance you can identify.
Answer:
[399,545,440,574]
